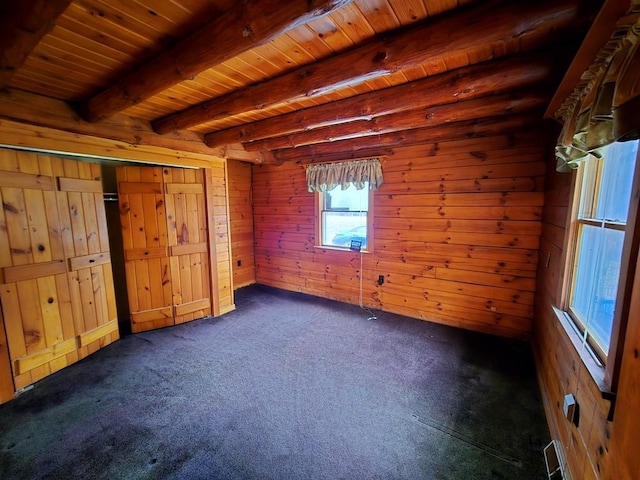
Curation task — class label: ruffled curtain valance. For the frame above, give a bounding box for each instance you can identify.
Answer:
[306,158,383,192]
[555,7,640,172]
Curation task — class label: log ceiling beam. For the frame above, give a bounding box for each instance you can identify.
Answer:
[79,0,353,123]
[204,53,559,148]
[271,113,544,163]
[244,88,553,151]
[154,0,582,134]
[0,88,273,164]
[0,0,72,87]
[272,147,397,165]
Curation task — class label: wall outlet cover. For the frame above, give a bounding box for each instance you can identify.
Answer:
[563,394,576,422]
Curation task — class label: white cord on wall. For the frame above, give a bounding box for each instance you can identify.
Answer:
[357,246,376,321]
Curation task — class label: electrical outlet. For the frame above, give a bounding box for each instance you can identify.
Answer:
[378,275,385,285]
[563,394,576,424]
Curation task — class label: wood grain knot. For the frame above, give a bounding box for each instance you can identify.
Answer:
[372,51,387,63]
[3,202,18,214]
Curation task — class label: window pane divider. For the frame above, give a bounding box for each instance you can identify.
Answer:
[577,218,626,230]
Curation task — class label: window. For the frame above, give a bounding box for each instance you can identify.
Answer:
[318,182,371,250]
[567,140,639,362]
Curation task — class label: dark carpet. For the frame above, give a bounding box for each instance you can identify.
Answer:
[0,285,550,479]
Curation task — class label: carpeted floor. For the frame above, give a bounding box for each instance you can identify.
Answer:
[0,285,550,479]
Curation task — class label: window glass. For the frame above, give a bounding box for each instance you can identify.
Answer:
[321,183,369,249]
[568,139,638,360]
[596,141,638,222]
[571,225,624,351]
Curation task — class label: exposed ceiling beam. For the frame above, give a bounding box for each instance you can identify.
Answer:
[0,88,223,157]
[244,88,552,151]
[154,0,582,134]
[79,0,353,122]
[204,53,558,148]
[0,0,71,87]
[272,113,543,162]
[0,88,273,164]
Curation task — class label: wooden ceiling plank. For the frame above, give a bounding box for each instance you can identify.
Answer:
[389,0,428,24]
[7,76,80,100]
[0,0,72,87]
[285,25,337,60]
[128,0,195,27]
[18,49,105,85]
[271,112,543,162]
[203,53,558,147]
[80,0,354,122]
[305,15,357,52]
[42,28,131,68]
[244,88,552,151]
[270,33,319,66]
[353,0,400,33]
[327,3,377,44]
[58,5,160,56]
[154,0,583,134]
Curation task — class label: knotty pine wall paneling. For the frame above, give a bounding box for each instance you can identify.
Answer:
[608,251,640,480]
[227,160,256,289]
[0,148,118,400]
[205,163,235,314]
[533,150,627,480]
[252,124,546,339]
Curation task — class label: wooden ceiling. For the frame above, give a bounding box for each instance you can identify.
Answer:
[0,0,600,164]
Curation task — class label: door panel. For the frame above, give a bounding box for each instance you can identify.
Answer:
[55,158,118,359]
[117,166,211,331]
[164,168,211,325]
[0,307,16,403]
[0,149,118,396]
[117,166,173,333]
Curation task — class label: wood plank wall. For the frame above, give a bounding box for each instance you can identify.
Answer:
[207,163,235,314]
[251,121,548,339]
[533,153,613,479]
[608,253,640,480]
[227,160,256,289]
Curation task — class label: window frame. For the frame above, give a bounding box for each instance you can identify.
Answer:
[560,140,640,392]
[314,185,374,253]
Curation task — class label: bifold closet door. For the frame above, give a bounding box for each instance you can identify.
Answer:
[117,166,173,333]
[164,168,211,324]
[117,166,211,333]
[0,150,118,394]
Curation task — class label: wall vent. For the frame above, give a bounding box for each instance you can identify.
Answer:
[544,440,570,480]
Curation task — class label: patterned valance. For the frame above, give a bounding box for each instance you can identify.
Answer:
[555,5,640,172]
[306,158,383,192]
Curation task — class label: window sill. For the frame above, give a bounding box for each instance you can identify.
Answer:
[313,245,372,254]
[551,306,616,409]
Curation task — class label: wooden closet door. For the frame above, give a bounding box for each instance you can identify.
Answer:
[164,168,211,324]
[0,150,118,394]
[117,166,173,333]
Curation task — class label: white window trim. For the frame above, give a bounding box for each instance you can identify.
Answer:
[314,187,374,253]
